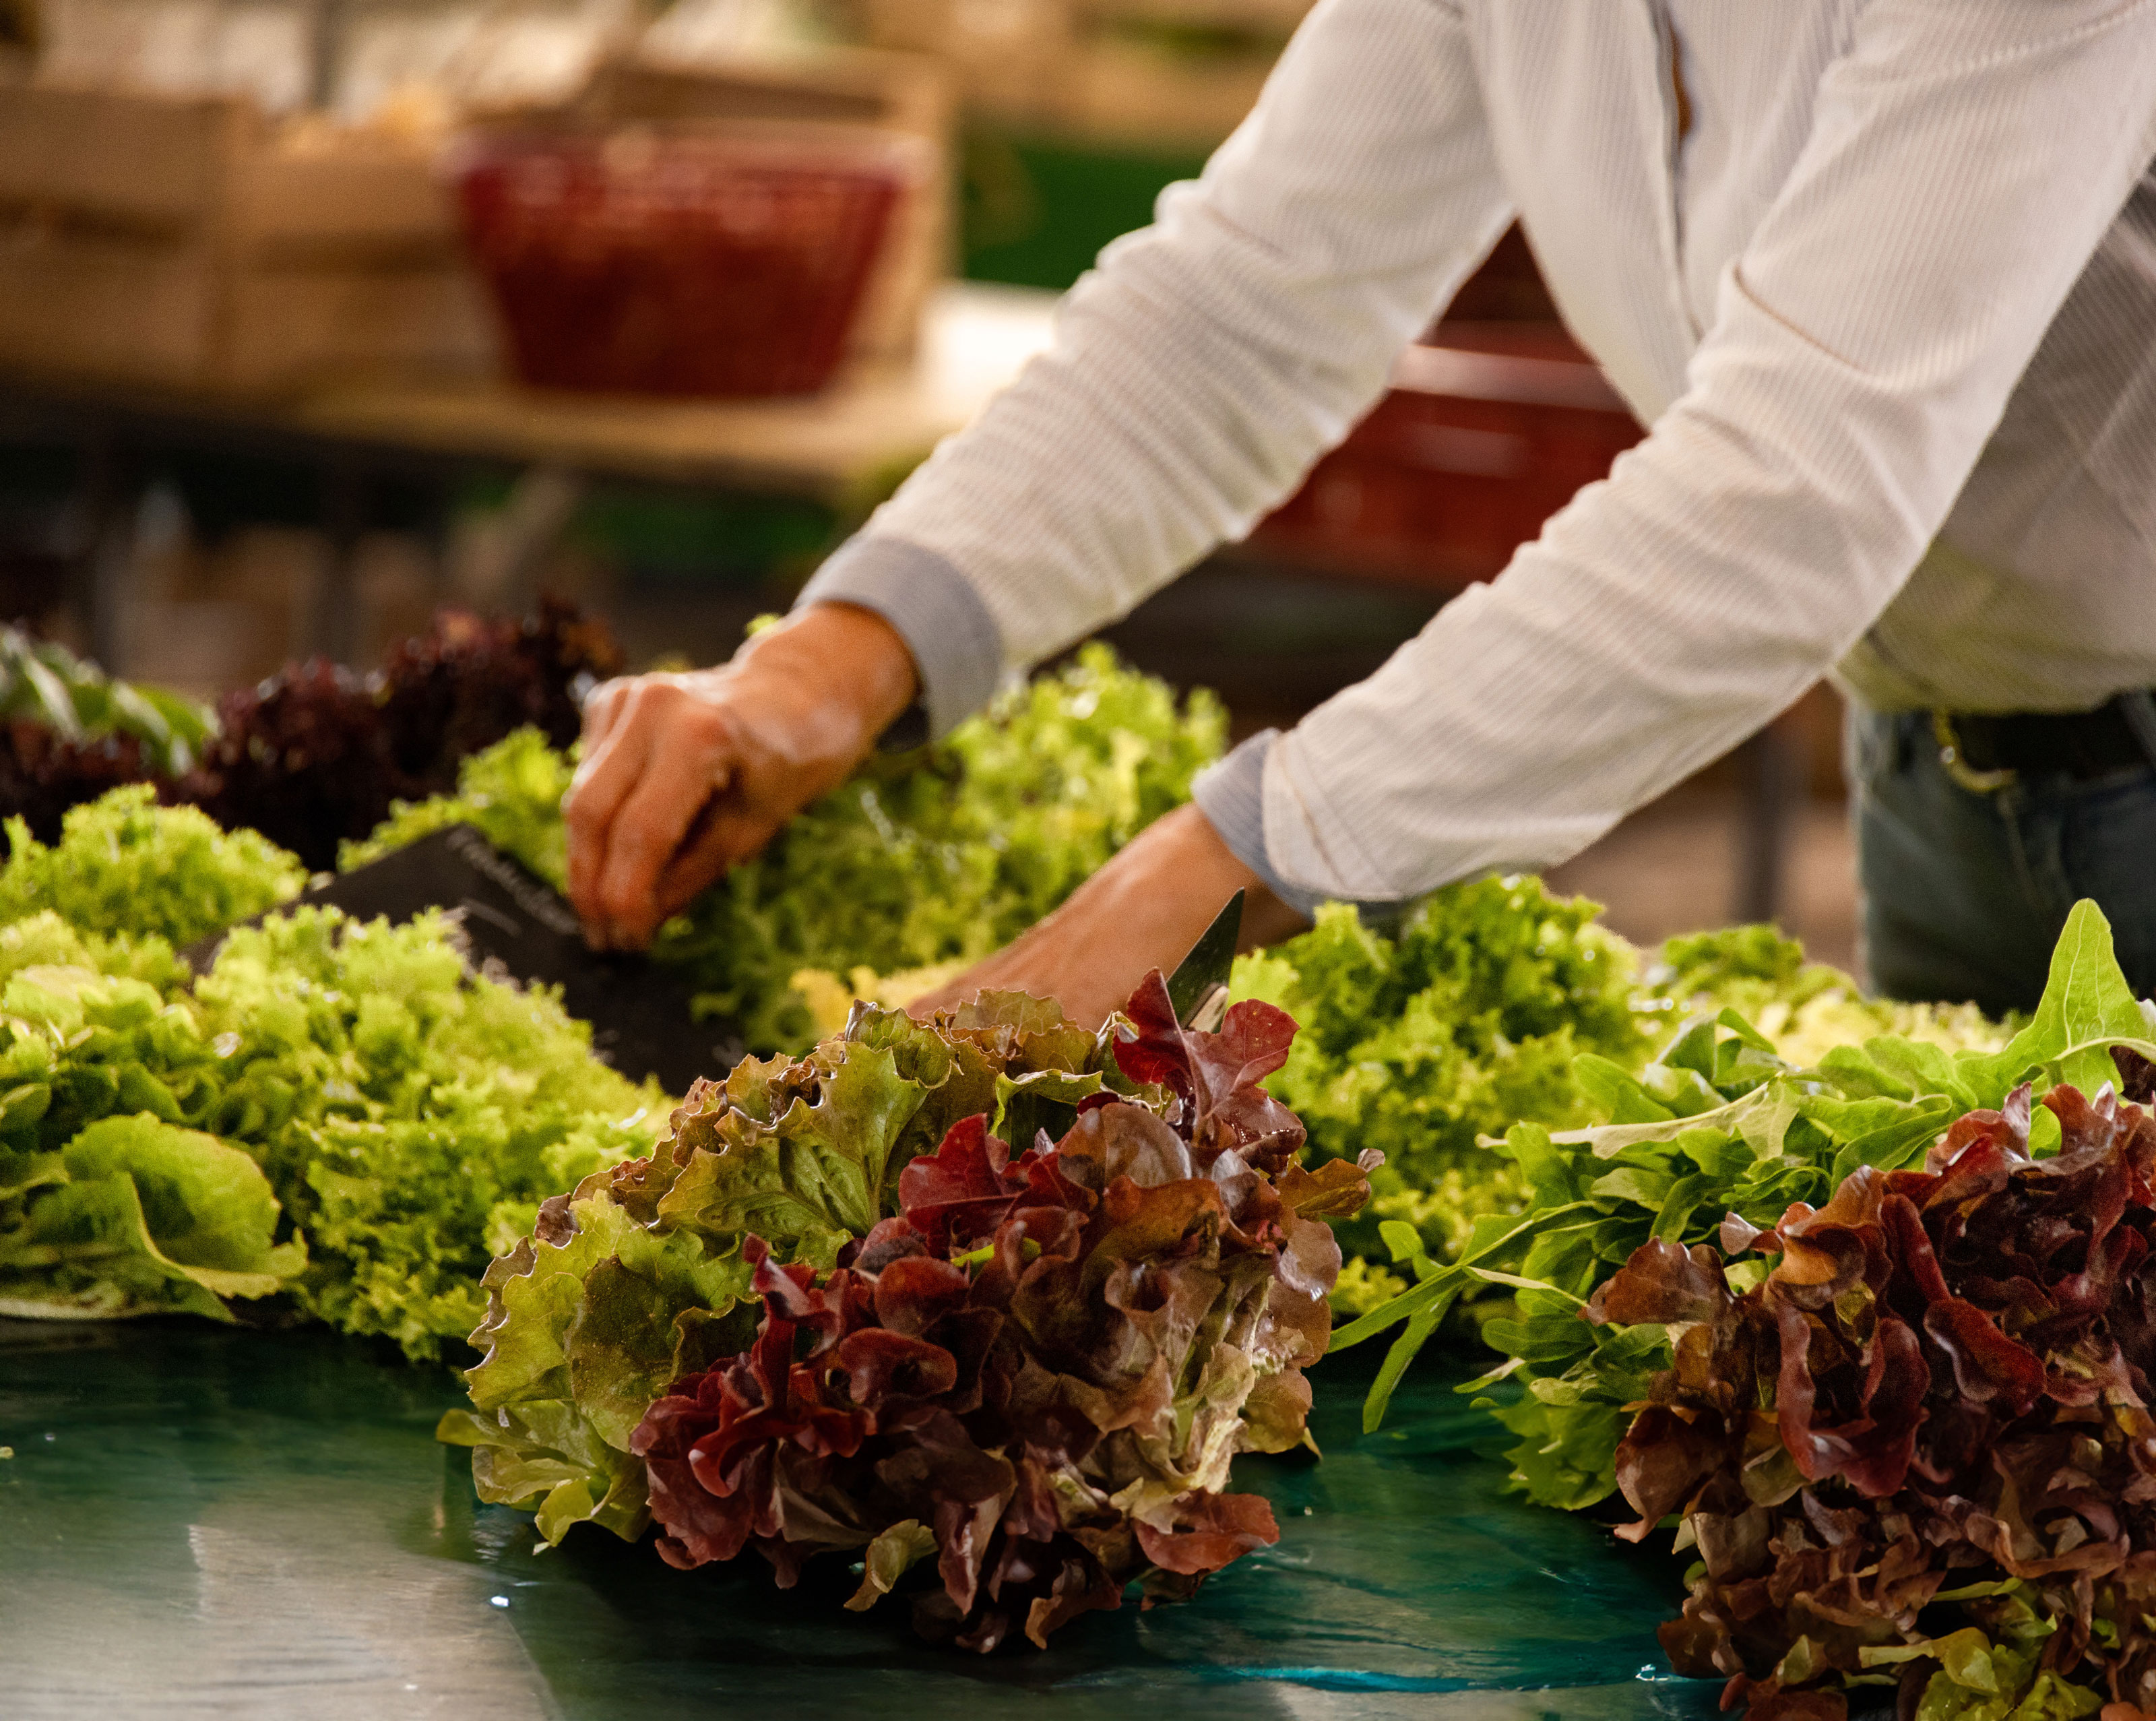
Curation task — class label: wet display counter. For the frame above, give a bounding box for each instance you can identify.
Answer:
[1,1317,1719,1721]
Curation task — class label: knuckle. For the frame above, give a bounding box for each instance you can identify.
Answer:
[679,689,734,739]
[561,788,606,834]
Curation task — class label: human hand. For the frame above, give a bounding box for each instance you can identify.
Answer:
[563,602,919,949]
[904,802,1310,1029]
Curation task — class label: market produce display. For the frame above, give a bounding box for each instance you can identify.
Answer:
[20,608,2145,1697]
[191,908,666,1357]
[441,974,1370,1650]
[1332,903,2156,1719]
[353,642,1227,1051]
[0,790,664,1357]
[1230,880,1649,1315]
[1227,891,2010,1319]
[0,602,622,870]
[0,627,215,842]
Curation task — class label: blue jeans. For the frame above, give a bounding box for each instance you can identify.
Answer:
[1850,701,2156,1015]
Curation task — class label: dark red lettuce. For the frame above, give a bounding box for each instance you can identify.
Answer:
[1,600,619,863]
[1111,970,1305,1174]
[629,974,1363,1651]
[181,598,619,869]
[1590,1082,2156,1719]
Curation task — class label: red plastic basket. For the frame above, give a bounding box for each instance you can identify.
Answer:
[451,127,916,398]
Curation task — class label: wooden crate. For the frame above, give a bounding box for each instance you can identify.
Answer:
[563,48,954,364]
[0,80,494,393]
[1057,36,1274,151]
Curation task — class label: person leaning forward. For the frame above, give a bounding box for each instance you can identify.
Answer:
[561,0,2156,1027]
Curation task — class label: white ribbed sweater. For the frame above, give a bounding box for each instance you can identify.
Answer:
[800,0,2156,908]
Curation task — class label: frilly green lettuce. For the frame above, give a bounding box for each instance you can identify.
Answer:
[1230,879,1649,1313]
[189,906,665,1360]
[1,784,305,948]
[0,854,666,1357]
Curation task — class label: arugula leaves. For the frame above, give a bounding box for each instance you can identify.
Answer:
[0,625,214,776]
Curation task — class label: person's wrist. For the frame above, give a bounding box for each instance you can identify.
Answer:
[742,602,921,749]
[1154,803,1309,950]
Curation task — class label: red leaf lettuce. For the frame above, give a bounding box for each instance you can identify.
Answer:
[447,974,1368,1650]
[1590,1073,2156,1721]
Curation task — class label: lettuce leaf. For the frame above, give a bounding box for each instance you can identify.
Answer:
[0,1113,301,1319]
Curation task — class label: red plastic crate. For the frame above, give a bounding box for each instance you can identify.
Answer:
[452,127,918,398]
[1251,326,1645,591]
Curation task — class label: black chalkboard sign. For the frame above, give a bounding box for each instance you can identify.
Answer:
[183,824,742,1094]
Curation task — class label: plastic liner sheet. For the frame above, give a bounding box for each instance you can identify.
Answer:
[0,1319,1723,1721]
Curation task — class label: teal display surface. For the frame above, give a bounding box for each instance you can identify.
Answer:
[0,1318,1721,1721]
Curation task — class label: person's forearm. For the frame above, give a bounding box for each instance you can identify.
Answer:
[904,803,1306,1030]
[797,0,1510,737]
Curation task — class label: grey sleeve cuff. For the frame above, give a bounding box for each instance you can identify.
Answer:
[1191,729,1409,926]
[794,536,1005,745]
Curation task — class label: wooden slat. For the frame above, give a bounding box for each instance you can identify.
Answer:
[291,366,948,499]
[0,82,243,233]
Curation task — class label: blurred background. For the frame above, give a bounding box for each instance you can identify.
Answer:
[0,0,1858,965]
